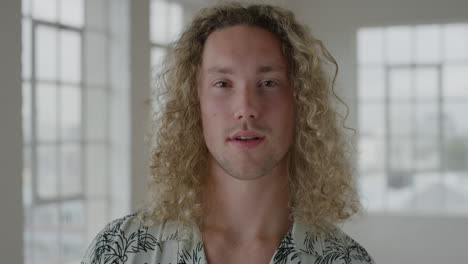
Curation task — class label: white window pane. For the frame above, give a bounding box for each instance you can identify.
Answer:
[60,0,84,27]
[23,146,33,206]
[358,28,384,64]
[60,200,85,262]
[85,89,107,140]
[388,137,414,211]
[414,172,442,212]
[168,2,183,42]
[360,172,386,211]
[151,47,166,117]
[389,68,412,99]
[386,26,412,65]
[415,102,439,136]
[24,208,34,264]
[445,137,468,170]
[86,144,107,198]
[444,172,468,214]
[443,24,468,61]
[32,204,60,264]
[151,46,166,73]
[442,65,468,97]
[85,32,107,86]
[86,199,108,242]
[358,67,385,99]
[415,67,439,98]
[23,0,31,15]
[359,102,385,136]
[390,103,412,136]
[415,25,441,64]
[32,0,58,22]
[415,138,440,171]
[359,136,385,171]
[60,86,81,141]
[60,30,81,83]
[60,144,82,196]
[444,103,468,171]
[389,138,413,172]
[38,145,58,199]
[151,0,168,44]
[22,19,32,79]
[387,183,414,212]
[37,83,58,142]
[23,82,32,144]
[36,25,58,81]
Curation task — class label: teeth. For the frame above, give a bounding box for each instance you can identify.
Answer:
[236,136,258,140]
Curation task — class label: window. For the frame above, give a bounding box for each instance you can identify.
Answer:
[358,24,468,214]
[150,0,184,70]
[22,0,129,263]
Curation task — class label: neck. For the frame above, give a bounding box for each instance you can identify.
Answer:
[201,158,291,242]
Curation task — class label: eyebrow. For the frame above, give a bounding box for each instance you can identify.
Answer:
[205,65,287,75]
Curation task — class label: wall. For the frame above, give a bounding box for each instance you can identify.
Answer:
[0,0,22,263]
[343,213,468,264]
[288,0,468,263]
[129,0,150,214]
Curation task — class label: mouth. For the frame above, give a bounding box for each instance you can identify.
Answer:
[228,131,265,149]
[234,135,261,141]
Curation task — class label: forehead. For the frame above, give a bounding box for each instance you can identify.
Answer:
[200,25,288,72]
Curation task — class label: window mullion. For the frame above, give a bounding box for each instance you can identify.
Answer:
[384,64,390,212]
[437,63,445,211]
[30,18,38,264]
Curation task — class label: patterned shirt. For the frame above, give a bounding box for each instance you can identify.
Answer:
[81,213,375,264]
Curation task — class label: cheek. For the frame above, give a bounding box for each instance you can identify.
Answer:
[269,95,295,138]
[282,107,296,139]
[201,93,230,118]
[200,97,226,139]
[270,93,294,119]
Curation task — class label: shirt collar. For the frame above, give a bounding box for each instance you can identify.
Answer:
[290,219,326,255]
[158,219,325,256]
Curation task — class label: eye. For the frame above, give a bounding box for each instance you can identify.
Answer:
[214,81,229,88]
[259,80,277,88]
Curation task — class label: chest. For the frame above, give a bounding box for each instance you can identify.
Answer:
[203,240,278,264]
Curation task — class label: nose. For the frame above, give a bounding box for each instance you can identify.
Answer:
[234,86,259,120]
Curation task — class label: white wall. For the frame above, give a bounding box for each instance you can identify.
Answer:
[0,0,22,263]
[343,213,468,264]
[288,0,468,263]
[129,0,151,213]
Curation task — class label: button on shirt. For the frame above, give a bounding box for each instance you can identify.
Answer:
[81,213,375,264]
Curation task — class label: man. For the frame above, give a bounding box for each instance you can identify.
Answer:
[82,3,375,264]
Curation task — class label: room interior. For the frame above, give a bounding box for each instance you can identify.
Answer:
[1,0,467,263]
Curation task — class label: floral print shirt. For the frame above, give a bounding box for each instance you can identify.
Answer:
[81,213,375,264]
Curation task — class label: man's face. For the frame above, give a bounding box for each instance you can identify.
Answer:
[198,25,295,181]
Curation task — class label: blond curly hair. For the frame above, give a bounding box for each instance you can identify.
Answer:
[140,2,361,232]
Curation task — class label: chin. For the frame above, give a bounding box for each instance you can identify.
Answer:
[228,171,268,181]
[223,162,276,181]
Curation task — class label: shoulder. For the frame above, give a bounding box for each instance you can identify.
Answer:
[81,212,188,264]
[293,222,376,264]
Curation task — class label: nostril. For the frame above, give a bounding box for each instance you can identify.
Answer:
[235,110,258,120]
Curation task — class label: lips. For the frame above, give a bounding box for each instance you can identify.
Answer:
[228,131,265,149]
[229,131,264,140]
